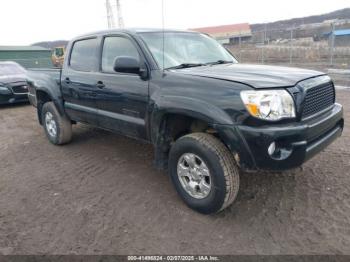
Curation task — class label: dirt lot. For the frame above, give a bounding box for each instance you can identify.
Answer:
[0,90,349,255]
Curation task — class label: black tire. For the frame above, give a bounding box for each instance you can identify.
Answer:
[168,133,240,214]
[41,102,72,145]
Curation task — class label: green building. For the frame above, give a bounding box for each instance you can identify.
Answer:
[0,46,53,68]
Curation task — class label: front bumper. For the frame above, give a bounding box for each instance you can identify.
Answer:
[216,103,344,171]
[0,93,29,105]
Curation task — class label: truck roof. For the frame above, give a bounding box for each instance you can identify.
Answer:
[73,28,199,40]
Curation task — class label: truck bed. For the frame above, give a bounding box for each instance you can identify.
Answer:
[26,68,62,107]
[28,68,61,82]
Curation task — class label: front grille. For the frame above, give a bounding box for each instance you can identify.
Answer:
[11,85,28,94]
[302,82,335,118]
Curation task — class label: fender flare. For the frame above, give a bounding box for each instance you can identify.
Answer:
[150,95,234,143]
[149,94,256,170]
[150,95,241,170]
[27,72,65,116]
[35,86,65,115]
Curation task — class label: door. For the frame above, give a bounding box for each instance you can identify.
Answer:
[95,35,149,140]
[61,37,101,125]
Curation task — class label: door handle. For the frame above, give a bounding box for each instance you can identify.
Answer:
[96,81,105,89]
[64,77,71,84]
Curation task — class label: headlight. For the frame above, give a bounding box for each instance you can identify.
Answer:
[0,85,12,95]
[240,90,296,121]
[0,85,8,91]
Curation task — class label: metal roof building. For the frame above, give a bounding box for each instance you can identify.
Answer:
[190,23,252,44]
[329,29,350,47]
[333,29,350,36]
[0,46,52,68]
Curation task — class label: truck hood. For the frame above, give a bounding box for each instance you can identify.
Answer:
[177,64,326,88]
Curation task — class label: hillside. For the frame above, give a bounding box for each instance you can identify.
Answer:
[252,8,350,32]
[31,40,68,49]
[30,8,350,47]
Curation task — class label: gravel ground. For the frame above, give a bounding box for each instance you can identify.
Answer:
[0,90,349,255]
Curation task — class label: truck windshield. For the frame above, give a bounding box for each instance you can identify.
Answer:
[0,63,26,75]
[139,32,237,70]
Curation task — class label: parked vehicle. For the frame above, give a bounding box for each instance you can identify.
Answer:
[26,29,344,214]
[0,61,28,105]
[51,46,65,67]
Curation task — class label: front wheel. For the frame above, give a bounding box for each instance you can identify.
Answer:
[168,133,240,214]
[41,102,72,145]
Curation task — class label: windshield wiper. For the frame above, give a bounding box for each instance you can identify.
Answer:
[206,60,233,65]
[165,63,205,70]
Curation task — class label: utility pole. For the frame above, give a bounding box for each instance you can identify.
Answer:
[261,30,265,64]
[289,28,293,64]
[239,31,242,62]
[116,0,125,29]
[106,0,116,29]
[261,23,267,64]
[330,23,335,66]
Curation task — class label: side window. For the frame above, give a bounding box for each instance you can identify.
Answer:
[102,36,140,73]
[70,38,98,72]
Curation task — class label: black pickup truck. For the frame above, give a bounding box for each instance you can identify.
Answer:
[27,29,344,214]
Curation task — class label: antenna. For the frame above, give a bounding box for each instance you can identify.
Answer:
[162,0,165,72]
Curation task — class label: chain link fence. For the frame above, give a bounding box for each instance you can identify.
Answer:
[226,25,350,87]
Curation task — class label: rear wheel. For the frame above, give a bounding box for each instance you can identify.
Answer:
[168,133,240,214]
[41,102,72,145]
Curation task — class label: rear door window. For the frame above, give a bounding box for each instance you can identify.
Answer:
[70,38,99,72]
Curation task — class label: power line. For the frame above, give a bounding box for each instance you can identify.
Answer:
[116,0,125,29]
[105,0,124,29]
[106,0,116,29]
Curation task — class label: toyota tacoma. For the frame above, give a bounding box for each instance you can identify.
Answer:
[26,29,344,214]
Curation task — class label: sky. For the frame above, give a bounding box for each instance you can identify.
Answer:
[0,0,349,45]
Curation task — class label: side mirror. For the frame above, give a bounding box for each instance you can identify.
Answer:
[113,56,140,74]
